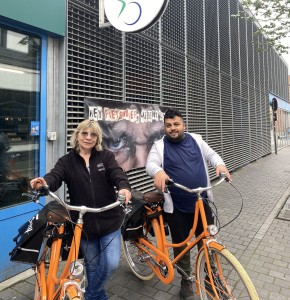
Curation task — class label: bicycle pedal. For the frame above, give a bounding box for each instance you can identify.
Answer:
[139,254,151,262]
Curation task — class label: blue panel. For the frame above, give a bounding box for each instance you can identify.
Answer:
[0,34,47,282]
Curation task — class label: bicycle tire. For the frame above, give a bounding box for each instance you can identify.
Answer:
[122,218,163,281]
[196,246,259,300]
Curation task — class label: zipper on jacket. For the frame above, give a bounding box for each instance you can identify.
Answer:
[87,163,100,235]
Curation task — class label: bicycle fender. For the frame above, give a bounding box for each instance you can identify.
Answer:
[205,240,225,251]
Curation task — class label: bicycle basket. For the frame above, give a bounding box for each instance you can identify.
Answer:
[9,212,47,264]
[121,189,146,241]
[9,201,70,264]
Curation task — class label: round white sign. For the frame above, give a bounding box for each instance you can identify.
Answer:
[104,0,168,33]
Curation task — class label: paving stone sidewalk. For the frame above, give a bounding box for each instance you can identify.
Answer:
[1,147,290,299]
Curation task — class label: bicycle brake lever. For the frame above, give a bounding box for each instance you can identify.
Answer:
[220,172,230,182]
[164,178,174,193]
[22,191,40,203]
[166,179,175,186]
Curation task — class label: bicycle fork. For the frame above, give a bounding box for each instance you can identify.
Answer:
[199,239,227,299]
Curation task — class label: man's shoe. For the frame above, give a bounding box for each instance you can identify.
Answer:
[180,278,194,299]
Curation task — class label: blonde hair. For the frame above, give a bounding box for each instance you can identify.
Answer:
[70,119,103,152]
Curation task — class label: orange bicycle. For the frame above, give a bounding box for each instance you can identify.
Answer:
[122,175,259,299]
[17,186,124,300]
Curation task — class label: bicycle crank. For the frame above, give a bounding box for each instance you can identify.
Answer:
[139,253,168,276]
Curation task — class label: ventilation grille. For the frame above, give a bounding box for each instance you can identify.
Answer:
[66,0,288,193]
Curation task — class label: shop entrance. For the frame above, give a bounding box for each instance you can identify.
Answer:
[0,27,44,282]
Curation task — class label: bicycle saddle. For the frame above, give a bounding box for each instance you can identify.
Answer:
[143,191,164,203]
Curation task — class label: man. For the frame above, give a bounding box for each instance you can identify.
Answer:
[146,108,231,299]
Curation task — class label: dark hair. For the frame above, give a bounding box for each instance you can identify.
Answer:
[164,108,183,122]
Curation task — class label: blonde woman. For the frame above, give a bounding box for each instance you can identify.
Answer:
[30,119,131,300]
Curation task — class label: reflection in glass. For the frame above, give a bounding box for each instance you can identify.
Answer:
[0,27,41,208]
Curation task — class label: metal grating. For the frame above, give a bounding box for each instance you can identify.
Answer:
[66,0,289,193]
[230,0,240,81]
[161,0,185,53]
[162,49,186,108]
[219,0,231,75]
[205,0,219,70]
[187,0,204,63]
[125,34,160,104]
[187,59,206,137]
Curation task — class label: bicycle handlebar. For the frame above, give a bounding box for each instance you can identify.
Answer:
[165,172,227,194]
[23,186,124,215]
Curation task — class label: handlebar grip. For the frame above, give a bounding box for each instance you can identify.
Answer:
[220,172,226,178]
[37,185,49,196]
[117,194,126,204]
[165,178,175,186]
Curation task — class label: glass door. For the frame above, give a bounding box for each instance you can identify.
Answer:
[0,28,41,208]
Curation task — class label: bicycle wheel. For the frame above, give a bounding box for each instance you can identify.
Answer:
[122,218,163,281]
[196,246,259,300]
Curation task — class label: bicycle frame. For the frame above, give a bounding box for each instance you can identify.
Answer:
[124,176,260,299]
[29,188,123,300]
[35,217,84,300]
[135,193,223,285]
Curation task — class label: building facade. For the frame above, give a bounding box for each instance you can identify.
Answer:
[0,0,289,281]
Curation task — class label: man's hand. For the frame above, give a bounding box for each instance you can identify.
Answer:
[154,170,170,192]
[216,165,232,182]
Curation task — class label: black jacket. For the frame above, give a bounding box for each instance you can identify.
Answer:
[44,148,131,238]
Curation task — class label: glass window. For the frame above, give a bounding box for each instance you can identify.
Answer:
[0,27,41,209]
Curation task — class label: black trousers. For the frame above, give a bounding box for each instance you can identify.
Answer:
[164,201,214,277]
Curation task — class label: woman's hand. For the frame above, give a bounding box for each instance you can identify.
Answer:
[118,189,132,204]
[30,177,48,190]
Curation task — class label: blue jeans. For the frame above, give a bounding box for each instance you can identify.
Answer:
[80,229,121,300]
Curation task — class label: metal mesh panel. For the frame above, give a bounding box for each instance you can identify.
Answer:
[221,74,234,170]
[259,35,265,92]
[219,0,231,75]
[187,59,206,137]
[187,0,204,62]
[65,0,288,193]
[205,0,219,70]
[205,67,222,154]
[140,20,160,41]
[239,17,248,84]
[125,34,160,104]
[162,49,186,108]
[67,1,123,109]
[229,0,240,81]
[161,0,185,53]
[253,24,261,90]
[247,19,255,87]
[232,96,243,167]
[249,86,259,161]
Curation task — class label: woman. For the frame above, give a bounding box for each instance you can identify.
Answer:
[30,119,131,300]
